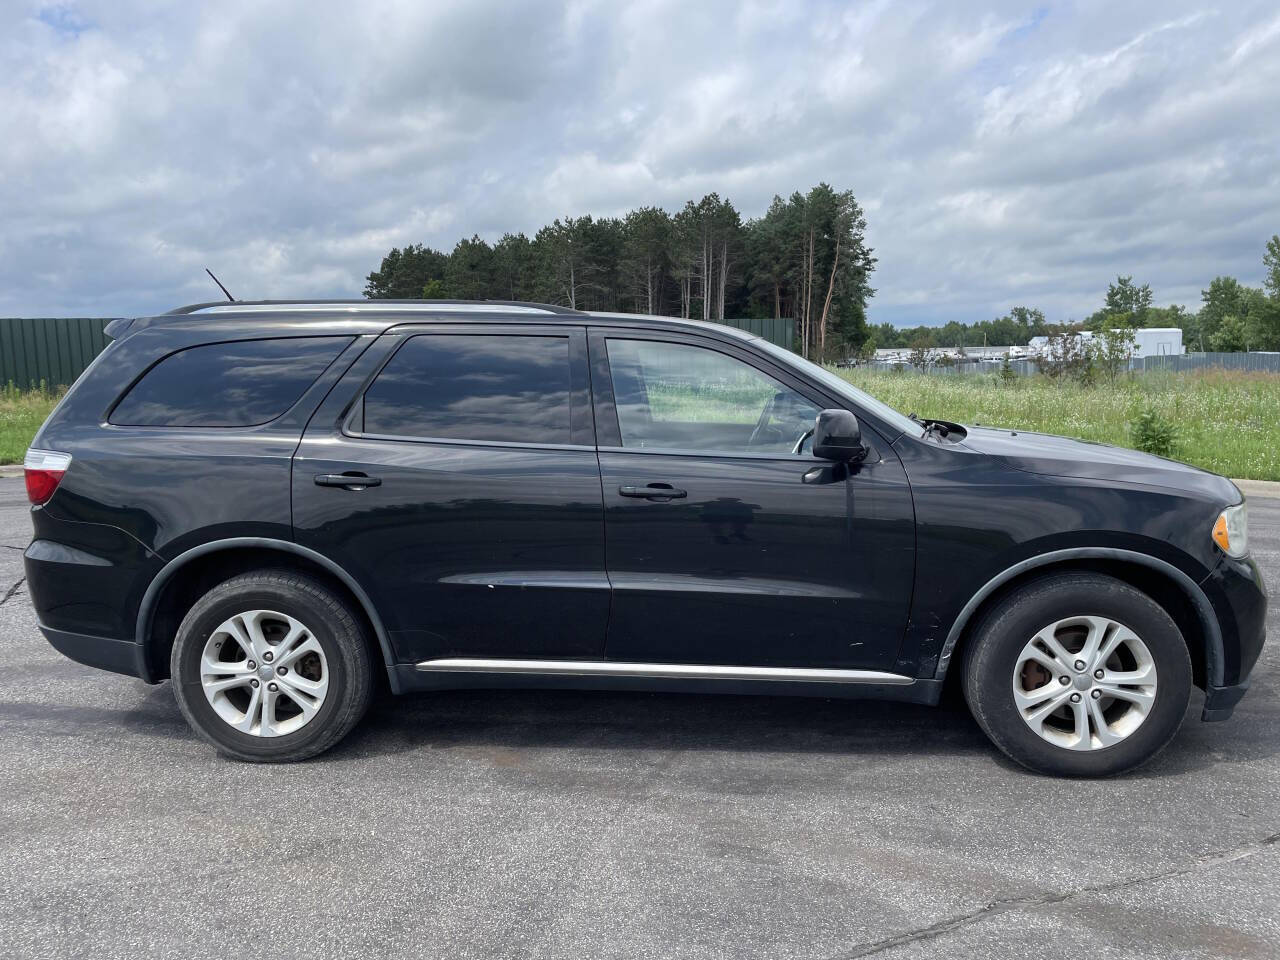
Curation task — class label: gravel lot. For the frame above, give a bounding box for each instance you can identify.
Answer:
[0,476,1276,959]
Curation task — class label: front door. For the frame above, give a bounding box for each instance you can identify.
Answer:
[292,325,609,665]
[591,331,915,671]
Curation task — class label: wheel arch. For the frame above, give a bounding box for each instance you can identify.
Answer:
[135,537,400,692]
[934,548,1222,691]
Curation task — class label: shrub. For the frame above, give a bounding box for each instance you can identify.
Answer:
[1130,407,1177,458]
[1095,327,1136,382]
[1037,328,1094,384]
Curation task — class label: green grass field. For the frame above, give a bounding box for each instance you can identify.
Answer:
[0,385,61,465]
[3,370,1279,480]
[835,368,1280,481]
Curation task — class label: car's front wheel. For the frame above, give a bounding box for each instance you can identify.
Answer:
[962,572,1192,776]
[171,570,373,762]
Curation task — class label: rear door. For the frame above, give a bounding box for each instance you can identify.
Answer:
[292,324,609,666]
[591,329,915,671]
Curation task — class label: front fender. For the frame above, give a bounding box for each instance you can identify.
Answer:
[929,547,1224,690]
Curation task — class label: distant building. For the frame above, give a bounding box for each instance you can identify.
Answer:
[865,329,1186,368]
[1026,328,1185,360]
[871,345,1017,363]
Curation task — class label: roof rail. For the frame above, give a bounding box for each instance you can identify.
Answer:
[164,299,585,316]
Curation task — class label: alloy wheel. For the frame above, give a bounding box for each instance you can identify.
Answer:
[1012,615,1157,751]
[199,610,329,737]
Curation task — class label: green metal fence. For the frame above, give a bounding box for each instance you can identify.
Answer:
[1,318,112,391]
[716,316,795,350]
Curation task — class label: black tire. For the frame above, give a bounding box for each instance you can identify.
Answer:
[962,572,1191,777]
[171,570,374,762]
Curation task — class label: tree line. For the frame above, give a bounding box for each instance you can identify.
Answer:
[367,194,1280,359]
[870,235,1280,355]
[364,184,875,360]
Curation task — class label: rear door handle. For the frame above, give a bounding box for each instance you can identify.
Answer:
[315,473,382,490]
[619,483,687,501]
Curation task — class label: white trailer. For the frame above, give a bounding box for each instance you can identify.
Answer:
[1129,327,1184,358]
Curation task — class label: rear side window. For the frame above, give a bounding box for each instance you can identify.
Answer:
[362,334,572,444]
[110,337,349,427]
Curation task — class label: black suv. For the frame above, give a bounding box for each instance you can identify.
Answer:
[23,301,1266,774]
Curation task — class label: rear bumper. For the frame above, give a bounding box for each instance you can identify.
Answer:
[24,531,160,681]
[23,532,154,642]
[38,624,146,679]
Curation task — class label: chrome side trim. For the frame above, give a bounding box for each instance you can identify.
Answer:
[415,658,915,684]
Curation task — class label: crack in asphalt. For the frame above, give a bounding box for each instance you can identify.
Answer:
[831,831,1280,958]
[0,577,25,606]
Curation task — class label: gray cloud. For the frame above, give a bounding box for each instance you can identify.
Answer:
[1,0,1277,324]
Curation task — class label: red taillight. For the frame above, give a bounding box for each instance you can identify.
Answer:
[23,449,72,506]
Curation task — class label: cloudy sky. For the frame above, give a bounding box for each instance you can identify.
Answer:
[2,0,1278,325]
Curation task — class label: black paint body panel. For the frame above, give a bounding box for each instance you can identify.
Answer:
[292,438,610,663]
[891,437,1242,679]
[597,449,914,670]
[291,325,609,664]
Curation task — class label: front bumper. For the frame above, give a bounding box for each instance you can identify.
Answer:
[1202,681,1251,722]
[1199,553,1267,722]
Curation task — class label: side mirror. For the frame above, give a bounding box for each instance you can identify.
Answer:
[812,409,867,462]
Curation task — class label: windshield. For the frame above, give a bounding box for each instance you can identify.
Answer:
[753,340,920,439]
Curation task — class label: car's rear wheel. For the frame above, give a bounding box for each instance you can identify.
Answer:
[962,572,1192,776]
[171,570,373,762]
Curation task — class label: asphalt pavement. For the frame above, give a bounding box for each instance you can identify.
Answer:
[0,476,1276,959]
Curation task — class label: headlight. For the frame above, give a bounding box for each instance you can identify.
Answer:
[1212,502,1248,559]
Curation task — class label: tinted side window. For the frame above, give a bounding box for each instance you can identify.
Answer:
[605,338,820,453]
[110,337,349,427]
[362,334,572,444]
